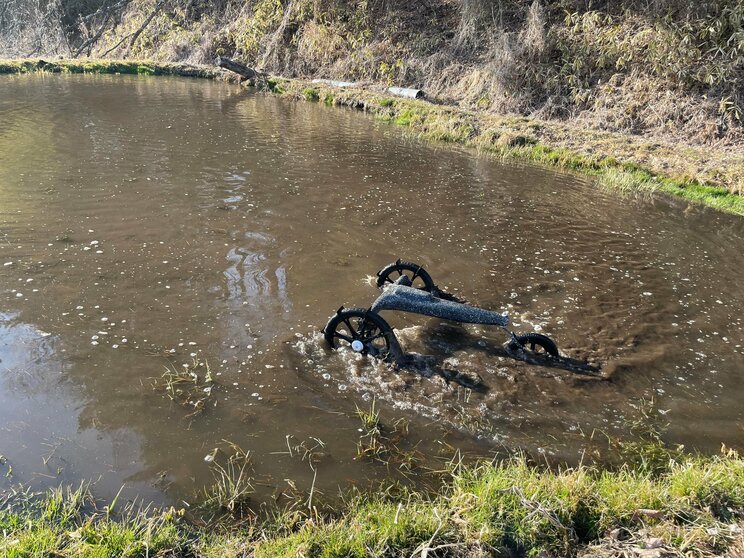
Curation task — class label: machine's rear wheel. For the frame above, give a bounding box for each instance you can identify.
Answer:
[323,308,396,360]
[376,260,435,291]
[513,333,559,357]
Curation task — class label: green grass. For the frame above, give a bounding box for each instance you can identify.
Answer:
[1,450,743,557]
[265,77,287,94]
[302,87,320,102]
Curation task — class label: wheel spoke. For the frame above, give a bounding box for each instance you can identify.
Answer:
[334,331,353,342]
[343,319,358,336]
[361,331,384,343]
[358,316,371,334]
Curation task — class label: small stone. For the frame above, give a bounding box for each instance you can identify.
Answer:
[644,538,664,549]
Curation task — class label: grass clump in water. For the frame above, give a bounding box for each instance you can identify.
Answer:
[152,358,216,418]
[201,443,254,520]
[265,77,286,94]
[352,400,421,474]
[136,64,155,75]
[302,87,320,101]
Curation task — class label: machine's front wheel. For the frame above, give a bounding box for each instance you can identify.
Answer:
[513,333,559,357]
[376,260,435,291]
[323,308,396,360]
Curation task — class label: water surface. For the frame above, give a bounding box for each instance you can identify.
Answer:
[1,74,743,506]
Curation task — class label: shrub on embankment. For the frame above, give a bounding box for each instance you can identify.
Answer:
[2,450,744,557]
[2,0,742,148]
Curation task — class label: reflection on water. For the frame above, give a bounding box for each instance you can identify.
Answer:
[0,74,743,506]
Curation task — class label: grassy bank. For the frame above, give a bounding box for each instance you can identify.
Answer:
[2,57,743,217]
[2,450,743,557]
[0,57,219,78]
[276,79,744,216]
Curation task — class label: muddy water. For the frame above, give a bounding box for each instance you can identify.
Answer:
[1,74,743,506]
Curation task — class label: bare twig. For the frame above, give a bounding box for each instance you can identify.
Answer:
[75,12,113,57]
[100,30,135,57]
[499,486,577,542]
[124,0,164,58]
[258,0,294,70]
[410,508,443,558]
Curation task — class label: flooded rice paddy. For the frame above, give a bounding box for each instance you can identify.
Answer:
[1,74,743,507]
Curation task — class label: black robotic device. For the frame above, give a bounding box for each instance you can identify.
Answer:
[323,260,559,362]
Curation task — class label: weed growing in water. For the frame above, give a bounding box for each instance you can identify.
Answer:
[152,358,215,418]
[613,398,684,475]
[201,442,254,521]
[355,397,380,432]
[353,399,423,475]
[0,454,11,478]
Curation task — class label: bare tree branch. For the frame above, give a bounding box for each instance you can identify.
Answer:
[75,12,113,57]
[123,0,164,58]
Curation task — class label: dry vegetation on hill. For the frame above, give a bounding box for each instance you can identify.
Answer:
[2,0,742,146]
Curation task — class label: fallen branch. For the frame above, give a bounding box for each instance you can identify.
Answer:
[216,57,266,86]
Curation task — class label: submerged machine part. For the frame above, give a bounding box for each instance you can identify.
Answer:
[323,260,559,361]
